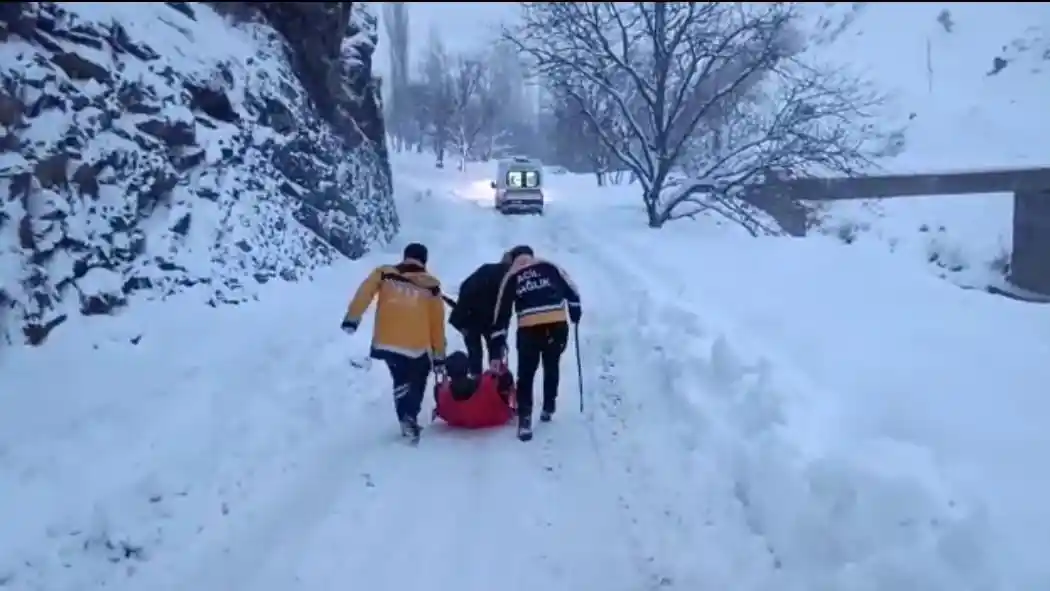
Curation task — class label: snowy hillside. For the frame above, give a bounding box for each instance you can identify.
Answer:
[806,3,1049,288]
[0,2,396,346]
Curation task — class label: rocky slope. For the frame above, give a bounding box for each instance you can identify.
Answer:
[0,2,397,346]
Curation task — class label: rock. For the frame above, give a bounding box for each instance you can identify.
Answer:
[0,2,397,348]
[0,132,17,152]
[0,2,36,40]
[33,152,71,189]
[0,90,23,127]
[258,97,295,134]
[71,161,100,197]
[172,147,206,172]
[27,91,64,118]
[117,81,161,115]
[108,22,158,61]
[185,81,238,123]
[52,51,110,82]
[165,2,195,20]
[136,118,196,147]
[23,314,66,346]
[135,171,178,217]
[171,213,191,235]
[80,292,125,315]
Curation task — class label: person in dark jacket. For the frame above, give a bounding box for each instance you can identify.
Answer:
[437,351,514,404]
[432,351,516,429]
[449,251,511,375]
[490,245,581,442]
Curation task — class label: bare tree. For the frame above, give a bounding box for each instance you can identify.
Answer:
[382,2,410,151]
[447,56,491,170]
[478,42,526,159]
[411,45,517,170]
[418,28,455,168]
[540,81,611,179]
[568,73,634,186]
[505,2,885,229]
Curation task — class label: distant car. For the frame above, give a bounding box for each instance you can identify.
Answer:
[491,156,544,215]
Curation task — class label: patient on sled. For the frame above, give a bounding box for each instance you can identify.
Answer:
[432,351,515,429]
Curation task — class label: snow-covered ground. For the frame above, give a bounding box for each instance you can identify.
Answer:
[3,152,1048,591]
[811,195,1015,290]
[790,3,1049,289]
[813,2,1049,172]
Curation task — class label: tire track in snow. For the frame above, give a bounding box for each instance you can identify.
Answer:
[531,211,720,589]
[541,210,754,588]
[239,381,647,591]
[488,210,680,590]
[166,198,652,591]
[140,363,398,591]
[132,184,510,591]
[543,209,782,589]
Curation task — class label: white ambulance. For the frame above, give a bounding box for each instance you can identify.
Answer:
[490,156,544,215]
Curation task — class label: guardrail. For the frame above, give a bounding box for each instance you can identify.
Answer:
[744,167,1050,297]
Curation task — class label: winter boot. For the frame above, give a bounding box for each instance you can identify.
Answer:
[400,416,422,444]
[540,400,556,423]
[517,415,533,442]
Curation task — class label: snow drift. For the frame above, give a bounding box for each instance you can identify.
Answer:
[0,2,396,346]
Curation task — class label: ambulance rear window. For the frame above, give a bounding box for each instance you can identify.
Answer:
[507,170,540,189]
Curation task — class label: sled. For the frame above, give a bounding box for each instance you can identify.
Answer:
[433,370,516,429]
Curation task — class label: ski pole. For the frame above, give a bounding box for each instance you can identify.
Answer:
[574,323,584,413]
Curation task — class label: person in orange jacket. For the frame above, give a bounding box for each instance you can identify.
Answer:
[341,243,447,441]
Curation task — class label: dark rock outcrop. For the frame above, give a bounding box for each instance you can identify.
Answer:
[0,2,397,346]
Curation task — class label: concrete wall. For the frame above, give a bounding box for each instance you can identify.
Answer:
[746,169,1050,297]
[1011,189,1050,295]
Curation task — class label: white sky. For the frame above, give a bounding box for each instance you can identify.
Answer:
[371,2,518,76]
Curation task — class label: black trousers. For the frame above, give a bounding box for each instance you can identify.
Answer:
[515,322,569,418]
[382,353,431,422]
[462,329,491,375]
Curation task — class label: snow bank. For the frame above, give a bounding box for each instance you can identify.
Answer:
[601,211,1050,589]
[812,194,1014,289]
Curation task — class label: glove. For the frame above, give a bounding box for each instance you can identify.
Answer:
[340,319,358,334]
[568,305,582,325]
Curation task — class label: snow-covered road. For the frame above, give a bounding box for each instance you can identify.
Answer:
[4,156,1048,591]
[115,174,753,591]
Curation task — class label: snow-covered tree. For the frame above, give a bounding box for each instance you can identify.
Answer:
[382,2,410,151]
[506,2,885,229]
[447,55,501,170]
